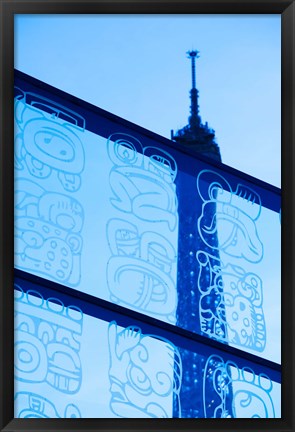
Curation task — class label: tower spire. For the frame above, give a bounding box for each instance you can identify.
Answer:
[187,50,200,124]
[171,50,221,162]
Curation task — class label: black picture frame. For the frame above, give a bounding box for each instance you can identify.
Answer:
[0,1,294,431]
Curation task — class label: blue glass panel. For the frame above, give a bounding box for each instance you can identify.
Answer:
[194,170,281,362]
[105,134,179,323]
[14,90,85,287]
[107,321,182,418]
[14,93,180,324]
[14,287,83,391]
[14,285,280,418]
[14,288,181,418]
[14,73,281,366]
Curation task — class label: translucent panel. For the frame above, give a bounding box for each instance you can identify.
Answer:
[105,134,179,323]
[14,91,87,287]
[14,287,83,398]
[14,81,281,364]
[195,170,281,363]
[14,92,179,324]
[14,287,280,419]
[14,289,181,418]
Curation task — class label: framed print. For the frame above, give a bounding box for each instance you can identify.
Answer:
[0,1,294,432]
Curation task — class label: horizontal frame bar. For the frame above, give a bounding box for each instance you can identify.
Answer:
[14,268,281,383]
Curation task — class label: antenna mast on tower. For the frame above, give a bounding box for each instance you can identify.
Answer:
[187,50,200,124]
[171,50,221,162]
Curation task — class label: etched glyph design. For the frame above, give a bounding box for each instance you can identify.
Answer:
[14,90,85,192]
[197,251,266,351]
[108,321,182,418]
[14,286,83,395]
[106,219,177,321]
[106,133,179,323]
[196,170,266,352]
[14,392,81,418]
[107,134,178,231]
[203,355,275,418]
[14,179,84,286]
[197,170,263,263]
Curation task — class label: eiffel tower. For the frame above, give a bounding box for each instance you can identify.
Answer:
[171,51,232,418]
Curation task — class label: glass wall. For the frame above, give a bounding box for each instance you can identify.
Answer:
[14,70,281,418]
[14,283,280,419]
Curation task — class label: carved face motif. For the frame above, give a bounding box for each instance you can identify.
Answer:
[14,288,83,394]
[108,322,181,418]
[14,183,84,286]
[197,171,264,263]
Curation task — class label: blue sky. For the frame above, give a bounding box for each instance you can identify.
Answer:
[14,14,281,187]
